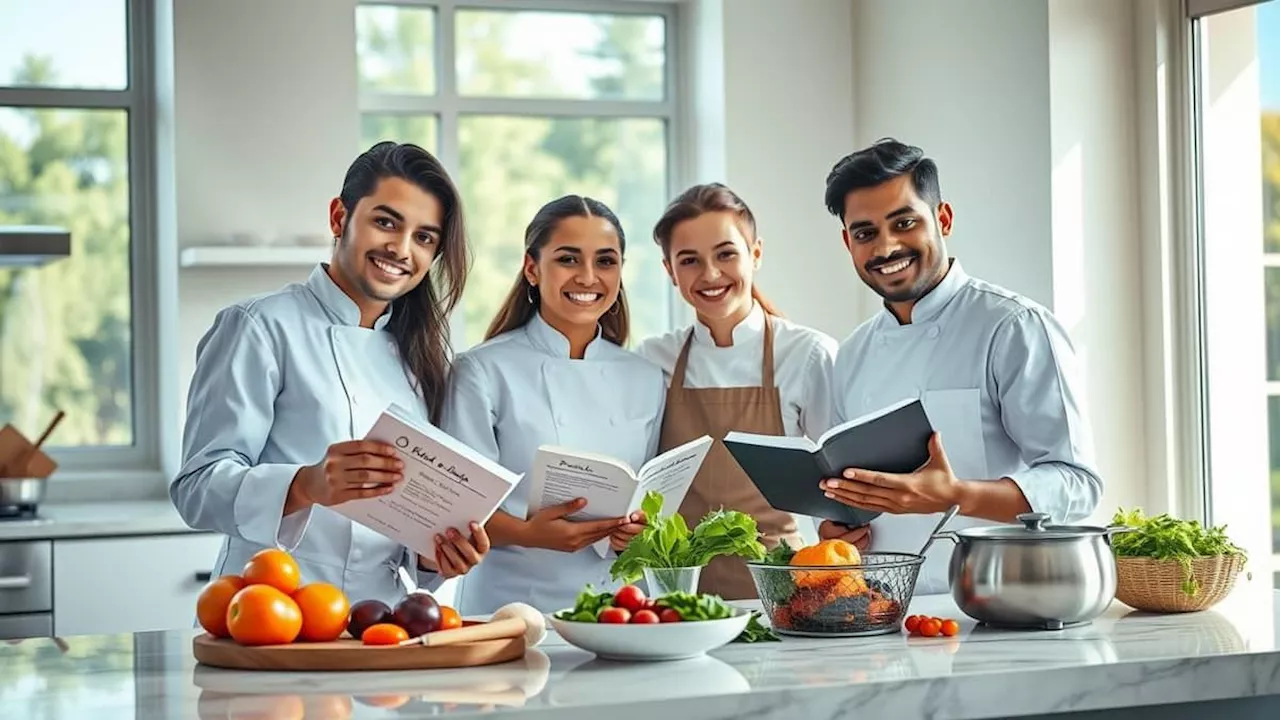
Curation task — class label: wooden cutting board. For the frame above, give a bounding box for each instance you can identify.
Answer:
[193,633,526,671]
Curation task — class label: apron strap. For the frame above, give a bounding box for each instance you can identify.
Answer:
[671,330,696,389]
[761,312,776,389]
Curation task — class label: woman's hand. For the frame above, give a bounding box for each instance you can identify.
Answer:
[425,522,491,578]
[609,511,647,553]
[522,498,628,553]
[286,440,404,515]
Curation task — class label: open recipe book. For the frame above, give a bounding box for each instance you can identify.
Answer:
[331,404,521,559]
[723,398,934,527]
[526,435,714,557]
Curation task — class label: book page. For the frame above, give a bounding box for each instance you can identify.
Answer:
[332,404,520,558]
[721,430,817,453]
[527,446,639,523]
[635,434,713,507]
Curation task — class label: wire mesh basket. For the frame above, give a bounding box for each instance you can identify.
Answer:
[746,552,925,637]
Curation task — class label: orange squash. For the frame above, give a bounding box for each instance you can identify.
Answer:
[791,539,864,591]
[792,539,861,568]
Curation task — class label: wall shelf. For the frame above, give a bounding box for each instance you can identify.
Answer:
[179,245,328,268]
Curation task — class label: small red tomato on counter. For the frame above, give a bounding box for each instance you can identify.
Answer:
[940,619,960,637]
[903,615,922,633]
[659,608,682,623]
[598,607,632,624]
[631,609,660,624]
[918,618,942,637]
[614,585,647,613]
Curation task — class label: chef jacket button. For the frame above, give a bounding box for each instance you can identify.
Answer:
[862,394,873,406]
[927,327,940,339]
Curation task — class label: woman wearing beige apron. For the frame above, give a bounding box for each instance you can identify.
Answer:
[636,183,841,600]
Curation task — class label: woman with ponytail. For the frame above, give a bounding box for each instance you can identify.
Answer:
[635,183,840,600]
[441,195,665,615]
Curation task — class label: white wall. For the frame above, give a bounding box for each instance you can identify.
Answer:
[1048,0,1149,519]
[714,0,860,340]
[172,0,356,411]
[852,0,1055,314]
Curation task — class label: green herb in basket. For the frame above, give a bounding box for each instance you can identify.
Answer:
[1109,508,1247,596]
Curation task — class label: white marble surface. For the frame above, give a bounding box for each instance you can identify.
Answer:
[2,587,1278,719]
[0,500,204,541]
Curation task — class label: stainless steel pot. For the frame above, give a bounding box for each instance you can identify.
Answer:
[932,512,1132,630]
[0,476,46,507]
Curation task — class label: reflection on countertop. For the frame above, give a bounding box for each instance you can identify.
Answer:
[0,500,203,541]
[0,588,1277,719]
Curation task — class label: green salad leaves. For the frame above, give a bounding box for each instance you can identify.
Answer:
[1110,508,1247,596]
[609,491,766,583]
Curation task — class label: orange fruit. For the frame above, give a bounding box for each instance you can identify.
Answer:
[226,584,303,646]
[361,623,409,646]
[292,582,350,642]
[196,575,246,638]
[439,605,462,631]
[242,548,301,594]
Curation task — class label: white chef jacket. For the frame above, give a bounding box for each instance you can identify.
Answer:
[635,302,838,543]
[441,312,666,615]
[171,264,444,608]
[834,260,1103,595]
[635,302,839,440]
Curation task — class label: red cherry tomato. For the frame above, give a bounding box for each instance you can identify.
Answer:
[613,585,647,613]
[903,615,922,633]
[659,608,682,623]
[631,609,660,624]
[598,607,631,624]
[919,618,942,637]
[940,619,960,637]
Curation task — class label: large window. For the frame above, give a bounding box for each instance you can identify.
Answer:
[0,0,156,470]
[355,0,678,347]
[1188,0,1280,586]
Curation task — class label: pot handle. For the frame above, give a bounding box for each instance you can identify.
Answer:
[931,530,960,545]
[1104,525,1137,539]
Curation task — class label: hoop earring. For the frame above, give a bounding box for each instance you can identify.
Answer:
[526,284,537,304]
[608,301,620,316]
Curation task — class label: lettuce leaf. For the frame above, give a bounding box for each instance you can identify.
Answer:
[610,491,766,583]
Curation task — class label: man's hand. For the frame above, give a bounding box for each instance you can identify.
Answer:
[817,520,872,552]
[428,522,491,579]
[287,440,405,514]
[522,498,628,553]
[609,511,647,553]
[820,433,959,515]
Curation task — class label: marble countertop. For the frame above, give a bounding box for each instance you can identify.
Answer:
[3,587,1278,720]
[0,500,205,541]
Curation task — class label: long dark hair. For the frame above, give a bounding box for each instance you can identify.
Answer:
[484,195,630,346]
[339,141,470,424]
[652,183,782,316]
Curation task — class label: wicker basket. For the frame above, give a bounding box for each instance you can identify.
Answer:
[1114,554,1245,613]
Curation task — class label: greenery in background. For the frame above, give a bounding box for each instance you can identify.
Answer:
[1111,508,1247,596]
[0,57,132,447]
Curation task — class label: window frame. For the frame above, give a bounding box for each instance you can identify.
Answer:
[0,0,160,477]
[357,0,687,343]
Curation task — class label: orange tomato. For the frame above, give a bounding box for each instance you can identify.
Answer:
[439,605,462,631]
[362,623,409,646]
[918,618,942,638]
[902,614,922,634]
[292,583,350,642]
[196,575,246,638]
[242,548,302,594]
[226,584,303,646]
[940,619,960,637]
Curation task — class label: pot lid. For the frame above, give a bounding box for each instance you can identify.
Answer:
[954,513,1111,540]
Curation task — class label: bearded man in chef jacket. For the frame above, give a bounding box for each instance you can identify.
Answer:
[816,138,1104,595]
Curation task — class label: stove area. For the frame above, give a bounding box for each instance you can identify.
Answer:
[0,504,50,525]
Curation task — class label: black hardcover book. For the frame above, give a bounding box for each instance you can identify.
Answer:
[723,398,934,527]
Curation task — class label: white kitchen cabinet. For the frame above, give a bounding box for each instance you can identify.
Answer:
[52,533,224,637]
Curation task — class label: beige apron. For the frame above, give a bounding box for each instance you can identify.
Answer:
[658,314,802,600]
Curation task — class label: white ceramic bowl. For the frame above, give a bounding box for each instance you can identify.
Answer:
[547,608,752,662]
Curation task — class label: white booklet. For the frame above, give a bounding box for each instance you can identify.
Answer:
[332,404,521,560]
[525,434,713,558]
